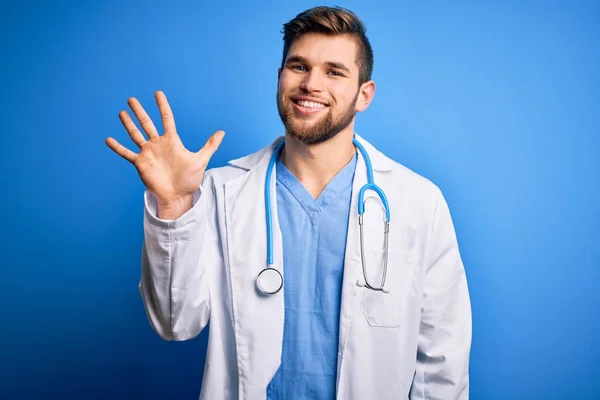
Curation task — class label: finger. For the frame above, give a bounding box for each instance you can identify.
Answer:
[198,130,225,161]
[118,110,147,147]
[127,97,159,138]
[155,90,177,134]
[105,137,138,163]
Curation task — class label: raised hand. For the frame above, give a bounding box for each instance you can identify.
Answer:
[106,91,224,218]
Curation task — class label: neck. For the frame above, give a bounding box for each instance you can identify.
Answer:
[280,128,356,199]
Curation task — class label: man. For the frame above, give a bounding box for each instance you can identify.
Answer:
[106,6,471,400]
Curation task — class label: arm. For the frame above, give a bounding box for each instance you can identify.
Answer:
[139,176,214,341]
[410,190,472,399]
[104,91,225,342]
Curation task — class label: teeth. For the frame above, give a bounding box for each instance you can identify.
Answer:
[297,100,326,109]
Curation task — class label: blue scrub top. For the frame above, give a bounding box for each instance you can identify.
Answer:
[267,153,357,399]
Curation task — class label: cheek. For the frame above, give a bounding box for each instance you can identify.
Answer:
[277,79,286,94]
[276,75,286,93]
[279,72,299,92]
[331,87,357,107]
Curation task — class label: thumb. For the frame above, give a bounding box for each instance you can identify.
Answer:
[198,130,225,160]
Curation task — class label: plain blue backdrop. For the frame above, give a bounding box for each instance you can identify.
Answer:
[1,0,598,398]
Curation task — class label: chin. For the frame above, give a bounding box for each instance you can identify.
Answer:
[286,127,342,146]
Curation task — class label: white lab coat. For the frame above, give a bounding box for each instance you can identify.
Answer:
[139,134,471,400]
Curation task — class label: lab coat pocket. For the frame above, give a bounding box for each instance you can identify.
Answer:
[362,248,414,328]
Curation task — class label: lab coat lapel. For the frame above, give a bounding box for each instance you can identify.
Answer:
[337,143,367,370]
[224,139,284,399]
[337,134,392,379]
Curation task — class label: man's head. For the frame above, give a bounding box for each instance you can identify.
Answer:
[276,6,376,145]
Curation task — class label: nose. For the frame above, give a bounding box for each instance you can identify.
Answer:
[300,70,323,93]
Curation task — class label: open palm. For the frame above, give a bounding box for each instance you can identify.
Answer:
[106,91,224,206]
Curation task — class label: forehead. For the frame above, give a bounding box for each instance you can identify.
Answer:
[286,32,359,71]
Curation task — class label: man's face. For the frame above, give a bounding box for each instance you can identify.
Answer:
[276,32,373,145]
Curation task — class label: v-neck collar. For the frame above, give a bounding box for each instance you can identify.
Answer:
[275,152,357,215]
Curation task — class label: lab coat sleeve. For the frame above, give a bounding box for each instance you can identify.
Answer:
[410,190,472,399]
[139,177,214,341]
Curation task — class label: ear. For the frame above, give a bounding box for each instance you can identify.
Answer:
[355,80,376,112]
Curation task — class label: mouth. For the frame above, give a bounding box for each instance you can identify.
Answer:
[291,97,329,114]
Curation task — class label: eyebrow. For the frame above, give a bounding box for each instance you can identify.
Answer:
[285,55,351,74]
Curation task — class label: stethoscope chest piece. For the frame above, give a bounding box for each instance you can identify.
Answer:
[256,267,283,295]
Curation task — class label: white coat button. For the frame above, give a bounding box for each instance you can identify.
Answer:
[356,279,366,287]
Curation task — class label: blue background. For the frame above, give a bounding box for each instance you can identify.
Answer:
[1,0,598,398]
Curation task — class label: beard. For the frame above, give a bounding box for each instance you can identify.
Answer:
[276,89,359,145]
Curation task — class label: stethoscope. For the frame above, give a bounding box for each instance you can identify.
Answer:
[256,137,391,295]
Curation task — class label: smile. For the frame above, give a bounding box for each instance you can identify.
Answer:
[294,99,327,109]
[291,98,329,114]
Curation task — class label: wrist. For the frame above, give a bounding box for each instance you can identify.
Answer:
[157,195,193,220]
